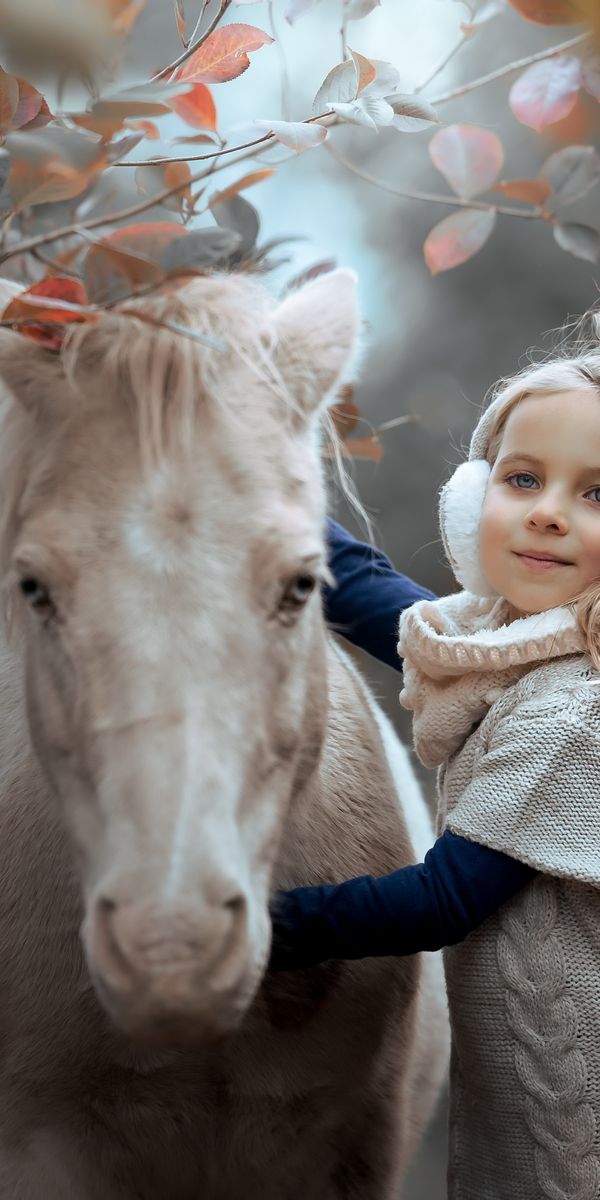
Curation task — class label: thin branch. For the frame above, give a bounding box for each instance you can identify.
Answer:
[0,185,202,267]
[268,0,292,122]
[151,0,234,84]
[31,247,83,279]
[430,30,591,106]
[110,112,333,168]
[415,30,469,95]
[325,141,543,220]
[341,9,348,61]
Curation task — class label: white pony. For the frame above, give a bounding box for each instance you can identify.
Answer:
[0,269,448,1199]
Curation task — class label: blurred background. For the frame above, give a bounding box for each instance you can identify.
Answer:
[3,0,600,1193]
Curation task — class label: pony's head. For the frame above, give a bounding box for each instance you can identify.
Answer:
[0,270,359,1045]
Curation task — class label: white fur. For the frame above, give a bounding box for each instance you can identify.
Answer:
[438,459,496,597]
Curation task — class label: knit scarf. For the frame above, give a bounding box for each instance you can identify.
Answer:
[397,592,585,769]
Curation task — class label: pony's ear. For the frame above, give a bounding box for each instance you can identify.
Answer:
[0,329,64,416]
[273,269,360,421]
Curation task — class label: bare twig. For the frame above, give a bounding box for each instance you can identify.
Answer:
[325,141,543,220]
[110,112,334,168]
[430,30,591,106]
[268,0,292,122]
[31,247,83,279]
[415,30,470,95]
[341,9,348,61]
[151,0,234,84]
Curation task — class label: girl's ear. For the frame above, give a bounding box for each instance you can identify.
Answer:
[273,269,360,424]
[0,328,64,417]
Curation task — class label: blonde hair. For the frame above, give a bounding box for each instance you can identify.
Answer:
[483,311,600,669]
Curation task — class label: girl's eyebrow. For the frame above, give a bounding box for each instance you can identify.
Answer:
[497,450,600,478]
[496,452,541,468]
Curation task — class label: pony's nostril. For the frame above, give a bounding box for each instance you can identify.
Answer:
[224,893,245,916]
[93,895,137,988]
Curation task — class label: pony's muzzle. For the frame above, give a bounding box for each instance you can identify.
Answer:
[85,892,251,1044]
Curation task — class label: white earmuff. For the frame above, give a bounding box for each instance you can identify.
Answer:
[438,458,497,597]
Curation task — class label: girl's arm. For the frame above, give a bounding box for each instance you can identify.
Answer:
[324,518,436,672]
[269,831,536,971]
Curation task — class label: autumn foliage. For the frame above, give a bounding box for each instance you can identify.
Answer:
[0,0,598,459]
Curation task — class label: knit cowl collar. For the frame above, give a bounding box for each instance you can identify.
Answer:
[397,591,585,768]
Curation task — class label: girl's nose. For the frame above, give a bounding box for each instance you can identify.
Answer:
[525,497,569,534]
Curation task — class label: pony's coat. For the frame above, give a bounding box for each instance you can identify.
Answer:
[0,272,448,1199]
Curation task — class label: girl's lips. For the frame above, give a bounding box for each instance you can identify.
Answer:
[514,552,572,572]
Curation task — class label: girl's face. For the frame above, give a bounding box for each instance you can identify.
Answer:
[480,388,600,615]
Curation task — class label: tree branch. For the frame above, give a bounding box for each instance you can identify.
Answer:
[325,141,543,220]
[110,112,334,168]
[415,29,470,95]
[430,30,591,106]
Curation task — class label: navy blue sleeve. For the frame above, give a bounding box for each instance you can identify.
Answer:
[323,518,435,672]
[268,830,537,971]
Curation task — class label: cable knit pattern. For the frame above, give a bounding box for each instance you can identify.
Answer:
[398,590,600,1199]
[498,877,600,1200]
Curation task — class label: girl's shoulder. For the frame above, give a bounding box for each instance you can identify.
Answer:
[486,653,599,730]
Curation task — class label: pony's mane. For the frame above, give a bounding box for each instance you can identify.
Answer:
[62,273,292,466]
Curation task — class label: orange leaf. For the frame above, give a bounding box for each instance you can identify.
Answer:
[210,168,274,206]
[507,0,586,20]
[176,23,273,85]
[123,118,161,139]
[105,0,148,32]
[8,155,105,210]
[169,82,217,131]
[83,223,188,303]
[424,209,496,275]
[339,436,382,464]
[164,161,193,203]
[492,178,552,204]
[331,385,360,438]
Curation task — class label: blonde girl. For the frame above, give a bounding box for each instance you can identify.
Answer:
[270,322,600,1200]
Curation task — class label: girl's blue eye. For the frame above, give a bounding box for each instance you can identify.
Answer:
[586,486,600,504]
[507,472,538,489]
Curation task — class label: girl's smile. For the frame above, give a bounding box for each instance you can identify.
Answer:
[513,551,573,571]
[479,388,600,614]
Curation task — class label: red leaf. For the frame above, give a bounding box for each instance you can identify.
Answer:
[169,82,217,130]
[509,56,581,131]
[424,209,496,274]
[0,68,19,135]
[492,178,552,205]
[175,23,273,85]
[429,125,504,198]
[1,278,94,349]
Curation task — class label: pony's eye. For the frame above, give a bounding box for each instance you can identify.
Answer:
[279,573,317,615]
[19,576,53,615]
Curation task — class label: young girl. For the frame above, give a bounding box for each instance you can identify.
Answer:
[272,331,600,1199]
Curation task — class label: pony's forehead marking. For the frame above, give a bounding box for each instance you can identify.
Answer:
[122,476,192,576]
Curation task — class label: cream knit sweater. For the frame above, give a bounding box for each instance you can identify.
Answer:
[398,592,600,1200]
